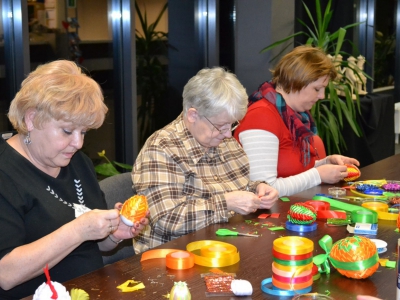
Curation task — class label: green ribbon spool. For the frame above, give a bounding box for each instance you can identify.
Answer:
[312,196,378,224]
[273,257,313,267]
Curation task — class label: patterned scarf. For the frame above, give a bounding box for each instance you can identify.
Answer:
[248,81,317,166]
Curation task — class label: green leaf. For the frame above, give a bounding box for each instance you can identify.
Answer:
[113,161,133,171]
[95,163,120,177]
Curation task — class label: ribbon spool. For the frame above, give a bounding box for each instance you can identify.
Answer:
[362,201,398,221]
[305,200,347,220]
[285,221,317,232]
[166,251,195,270]
[312,196,378,224]
[140,249,195,270]
[261,237,314,296]
[186,240,240,267]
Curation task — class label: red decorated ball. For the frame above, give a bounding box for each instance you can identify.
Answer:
[343,164,361,182]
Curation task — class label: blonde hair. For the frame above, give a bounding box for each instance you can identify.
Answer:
[272,45,337,93]
[182,67,248,120]
[8,60,108,134]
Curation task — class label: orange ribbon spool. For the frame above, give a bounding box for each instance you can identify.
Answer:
[166,251,195,269]
[141,249,195,270]
[272,277,313,291]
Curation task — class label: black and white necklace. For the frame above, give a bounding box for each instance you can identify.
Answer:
[46,179,85,209]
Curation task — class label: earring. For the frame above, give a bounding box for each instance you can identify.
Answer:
[24,131,31,145]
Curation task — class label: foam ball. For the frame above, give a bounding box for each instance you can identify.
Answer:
[120,195,148,226]
[287,203,317,224]
[329,236,378,279]
[343,164,361,182]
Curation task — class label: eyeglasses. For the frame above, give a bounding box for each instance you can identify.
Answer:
[203,115,240,134]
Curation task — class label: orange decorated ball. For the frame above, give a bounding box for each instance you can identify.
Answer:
[343,164,361,182]
[397,212,400,230]
[329,236,378,279]
[120,195,148,226]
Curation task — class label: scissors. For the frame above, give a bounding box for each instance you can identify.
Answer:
[216,228,259,237]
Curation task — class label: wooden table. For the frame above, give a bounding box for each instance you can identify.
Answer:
[23,154,400,300]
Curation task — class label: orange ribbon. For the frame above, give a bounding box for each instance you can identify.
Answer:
[140,240,240,269]
[141,249,195,269]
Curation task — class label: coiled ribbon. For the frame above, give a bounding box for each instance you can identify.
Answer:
[285,221,317,232]
[305,200,347,219]
[312,196,378,223]
[140,249,195,269]
[140,240,240,269]
[261,278,312,296]
[186,240,240,267]
[362,201,398,221]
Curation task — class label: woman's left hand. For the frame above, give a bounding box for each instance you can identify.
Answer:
[256,183,279,209]
[111,203,149,240]
[327,155,360,166]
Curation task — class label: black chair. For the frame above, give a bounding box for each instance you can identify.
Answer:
[99,172,136,265]
[1,131,17,140]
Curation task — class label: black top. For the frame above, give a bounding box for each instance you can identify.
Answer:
[0,138,107,299]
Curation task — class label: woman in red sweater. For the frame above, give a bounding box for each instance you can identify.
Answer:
[234,45,359,196]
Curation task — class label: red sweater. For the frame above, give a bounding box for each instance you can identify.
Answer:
[234,99,325,178]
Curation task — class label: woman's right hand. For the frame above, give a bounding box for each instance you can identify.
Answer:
[316,164,348,184]
[224,191,261,215]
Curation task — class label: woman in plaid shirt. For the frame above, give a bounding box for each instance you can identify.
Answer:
[132,67,279,253]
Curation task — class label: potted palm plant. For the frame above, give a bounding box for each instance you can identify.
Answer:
[135,1,169,147]
[260,0,366,154]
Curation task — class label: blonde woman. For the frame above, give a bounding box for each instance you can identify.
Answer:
[0,60,148,299]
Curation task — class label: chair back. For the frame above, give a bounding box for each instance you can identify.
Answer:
[99,172,136,265]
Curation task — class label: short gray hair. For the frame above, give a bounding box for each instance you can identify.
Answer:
[182,67,248,120]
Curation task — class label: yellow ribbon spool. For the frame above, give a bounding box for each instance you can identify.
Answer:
[273,236,314,255]
[272,262,313,275]
[362,202,398,221]
[186,240,240,267]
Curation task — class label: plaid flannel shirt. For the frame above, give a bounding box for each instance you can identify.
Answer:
[132,113,255,253]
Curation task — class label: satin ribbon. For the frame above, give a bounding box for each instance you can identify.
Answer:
[285,221,317,232]
[273,257,313,267]
[312,235,333,274]
[260,277,312,296]
[272,277,313,290]
[351,210,378,224]
[272,262,313,272]
[312,196,378,223]
[329,252,379,271]
[305,200,347,219]
[273,236,314,255]
[271,263,312,277]
[272,249,312,261]
[272,273,312,284]
[140,249,195,270]
[362,202,398,221]
[186,240,240,267]
[166,251,195,269]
